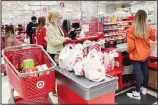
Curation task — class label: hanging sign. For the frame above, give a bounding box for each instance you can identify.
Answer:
[60,2,64,7]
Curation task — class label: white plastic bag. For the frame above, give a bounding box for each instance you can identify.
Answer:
[59,44,74,69]
[84,50,105,82]
[83,40,92,55]
[89,41,101,52]
[74,57,85,76]
[65,44,84,71]
[104,50,118,72]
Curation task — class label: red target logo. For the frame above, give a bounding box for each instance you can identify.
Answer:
[43,7,47,11]
[36,81,45,89]
[60,2,64,7]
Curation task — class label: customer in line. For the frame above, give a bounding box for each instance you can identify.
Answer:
[5,25,22,48]
[26,16,37,44]
[126,10,156,100]
[36,16,47,51]
[47,11,66,62]
[47,11,66,96]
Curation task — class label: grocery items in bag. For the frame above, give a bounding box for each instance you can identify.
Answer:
[36,64,48,75]
[25,67,38,77]
[84,50,105,82]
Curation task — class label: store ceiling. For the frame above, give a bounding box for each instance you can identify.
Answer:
[2,1,156,24]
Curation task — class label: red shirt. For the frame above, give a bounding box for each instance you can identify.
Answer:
[36,26,47,46]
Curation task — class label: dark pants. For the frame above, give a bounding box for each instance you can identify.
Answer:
[49,53,55,61]
[29,34,33,44]
[132,59,149,92]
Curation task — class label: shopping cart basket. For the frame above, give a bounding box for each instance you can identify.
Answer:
[2,44,56,104]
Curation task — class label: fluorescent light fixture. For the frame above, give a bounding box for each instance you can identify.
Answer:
[115,2,122,4]
[130,1,138,5]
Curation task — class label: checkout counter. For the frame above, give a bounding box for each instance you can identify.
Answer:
[55,66,118,104]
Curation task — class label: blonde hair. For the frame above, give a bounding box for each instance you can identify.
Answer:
[47,11,62,23]
[133,10,148,38]
[5,25,15,40]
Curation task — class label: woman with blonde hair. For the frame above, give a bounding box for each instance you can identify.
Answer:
[47,11,66,96]
[47,11,66,62]
[5,25,22,48]
[36,16,47,50]
[126,10,156,100]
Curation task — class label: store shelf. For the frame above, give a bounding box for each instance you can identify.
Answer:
[104,22,119,25]
[104,28,119,31]
[106,68,122,76]
[104,34,119,37]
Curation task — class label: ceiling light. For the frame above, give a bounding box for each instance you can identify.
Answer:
[115,2,122,4]
[130,1,138,5]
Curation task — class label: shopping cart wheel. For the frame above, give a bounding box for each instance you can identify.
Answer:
[8,87,15,104]
[8,97,15,104]
[9,86,54,104]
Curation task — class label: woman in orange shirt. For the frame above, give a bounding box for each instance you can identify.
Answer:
[126,10,156,100]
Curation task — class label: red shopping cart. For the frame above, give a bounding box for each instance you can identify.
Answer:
[1,34,25,76]
[2,44,56,104]
[16,34,25,43]
[1,35,6,76]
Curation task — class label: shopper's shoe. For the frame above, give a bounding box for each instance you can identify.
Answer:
[127,91,141,100]
[141,87,147,95]
[52,90,57,97]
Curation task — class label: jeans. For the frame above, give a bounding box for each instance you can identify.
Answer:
[132,59,149,92]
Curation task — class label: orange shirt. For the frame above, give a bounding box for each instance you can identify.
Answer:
[126,25,156,61]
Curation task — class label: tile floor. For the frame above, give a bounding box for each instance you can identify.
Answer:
[2,75,157,104]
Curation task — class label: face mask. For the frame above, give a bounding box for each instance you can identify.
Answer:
[57,19,63,26]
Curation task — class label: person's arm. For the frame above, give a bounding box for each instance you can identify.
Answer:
[126,32,135,53]
[47,27,66,47]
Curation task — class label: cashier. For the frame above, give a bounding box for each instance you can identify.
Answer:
[126,10,156,100]
[47,11,66,62]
